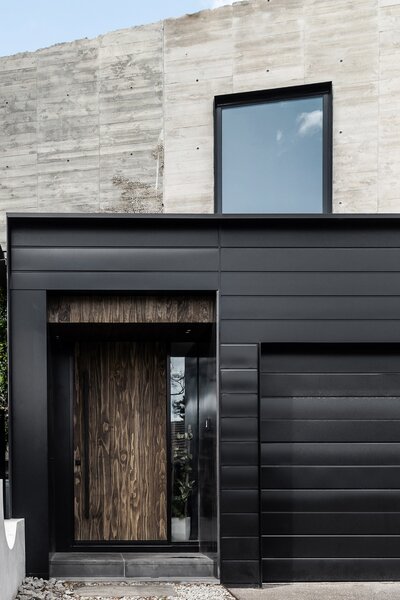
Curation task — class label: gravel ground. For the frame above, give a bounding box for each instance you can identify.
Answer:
[16,578,235,600]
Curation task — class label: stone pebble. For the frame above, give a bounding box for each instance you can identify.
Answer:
[16,578,234,600]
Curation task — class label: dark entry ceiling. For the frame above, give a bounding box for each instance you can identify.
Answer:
[48,322,214,343]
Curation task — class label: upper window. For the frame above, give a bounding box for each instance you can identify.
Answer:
[215,83,332,213]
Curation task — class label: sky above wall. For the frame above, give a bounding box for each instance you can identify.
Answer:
[0,0,234,57]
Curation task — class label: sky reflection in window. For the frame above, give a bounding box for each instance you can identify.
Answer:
[221,96,324,213]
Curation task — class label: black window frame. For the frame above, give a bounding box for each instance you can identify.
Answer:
[214,82,333,214]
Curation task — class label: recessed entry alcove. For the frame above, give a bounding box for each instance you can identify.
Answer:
[47,294,217,574]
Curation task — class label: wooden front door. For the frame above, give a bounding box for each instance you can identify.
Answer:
[73,341,167,541]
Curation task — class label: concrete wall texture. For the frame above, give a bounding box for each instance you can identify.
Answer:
[0,481,25,600]
[0,0,399,245]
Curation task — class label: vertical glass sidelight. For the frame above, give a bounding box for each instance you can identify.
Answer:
[170,355,199,542]
[216,85,332,213]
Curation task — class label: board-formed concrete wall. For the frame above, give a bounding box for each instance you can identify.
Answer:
[0,481,25,600]
[0,0,399,245]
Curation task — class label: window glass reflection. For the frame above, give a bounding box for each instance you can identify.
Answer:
[221,95,324,213]
[170,356,199,542]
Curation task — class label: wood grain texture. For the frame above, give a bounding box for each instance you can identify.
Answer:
[74,341,167,541]
[48,294,215,324]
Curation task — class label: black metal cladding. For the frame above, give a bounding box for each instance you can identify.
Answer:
[260,345,400,581]
[8,213,400,584]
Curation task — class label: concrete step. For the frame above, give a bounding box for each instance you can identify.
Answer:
[49,552,216,580]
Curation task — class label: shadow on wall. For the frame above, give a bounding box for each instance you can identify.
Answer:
[0,480,25,600]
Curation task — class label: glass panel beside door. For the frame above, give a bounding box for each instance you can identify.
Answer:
[170,352,199,542]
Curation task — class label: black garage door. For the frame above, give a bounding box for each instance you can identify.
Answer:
[261,345,400,581]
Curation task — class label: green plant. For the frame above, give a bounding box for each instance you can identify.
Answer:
[171,367,196,519]
[172,430,195,519]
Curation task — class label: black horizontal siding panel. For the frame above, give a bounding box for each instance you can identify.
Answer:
[220,272,400,296]
[11,224,219,247]
[261,420,400,442]
[220,222,400,248]
[221,466,258,490]
[221,442,258,465]
[220,344,258,369]
[220,560,260,585]
[261,489,400,512]
[261,512,400,536]
[10,271,220,291]
[260,397,400,420]
[262,558,400,582]
[220,320,400,344]
[261,373,400,397]
[220,394,258,418]
[220,369,258,393]
[261,466,400,489]
[12,248,219,272]
[220,418,258,442]
[262,536,400,559]
[261,442,400,466]
[220,513,259,537]
[221,248,400,272]
[220,537,259,560]
[260,349,400,373]
[221,490,259,513]
[222,295,400,321]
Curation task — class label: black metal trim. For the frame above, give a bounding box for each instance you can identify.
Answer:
[214,96,223,217]
[6,215,12,519]
[9,213,400,223]
[214,82,333,214]
[68,350,75,547]
[215,82,332,109]
[166,344,172,543]
[70,541,200,552]
[82,370,90,521]
[0,411,5,481]
[257,342,262,588]
[0,411,6,519]
[49,338,75,552]
[323,89,333,213]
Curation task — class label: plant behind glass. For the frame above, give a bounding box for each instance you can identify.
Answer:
[171,367,195,519]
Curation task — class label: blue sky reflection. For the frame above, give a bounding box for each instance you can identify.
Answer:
[221,96,324,213]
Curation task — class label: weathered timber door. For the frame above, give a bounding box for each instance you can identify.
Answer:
[73,341,167,541]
